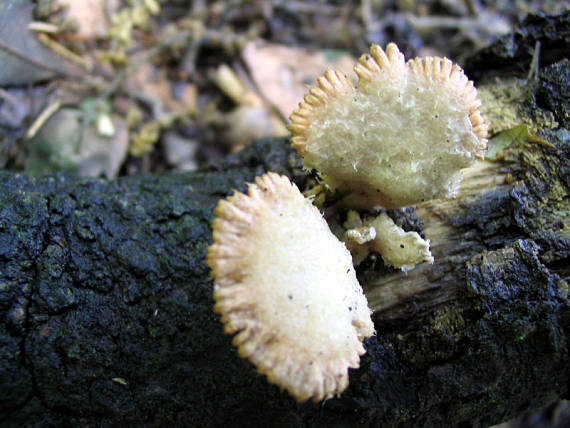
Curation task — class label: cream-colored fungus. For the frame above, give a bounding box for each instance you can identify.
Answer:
[289,43,488,209]
[206,172,374,402]
[343,211,433,271]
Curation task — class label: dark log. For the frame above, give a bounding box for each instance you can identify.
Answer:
[463,11,570,81]
[1,13,569,428]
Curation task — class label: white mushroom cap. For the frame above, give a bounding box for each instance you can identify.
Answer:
[289,43,488,209]
[206,172,374,402]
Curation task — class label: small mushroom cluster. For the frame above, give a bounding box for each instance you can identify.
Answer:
[207,43,487,402]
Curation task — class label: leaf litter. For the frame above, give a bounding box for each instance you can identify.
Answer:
[0,0,566,177]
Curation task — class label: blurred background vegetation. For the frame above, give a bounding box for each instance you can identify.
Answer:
[0,0,566,178]
[0,1,568,426]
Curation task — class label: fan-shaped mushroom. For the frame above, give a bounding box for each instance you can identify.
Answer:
[206,172,374,402]
[289,43,488,209]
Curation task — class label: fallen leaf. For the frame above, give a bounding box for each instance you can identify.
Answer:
[487,124,553,160]
[242,40,355,119]
[0,0,69,85]
[162,131,198,171]
[0,87,46,128]
[211,63,288,148]
[223,105,286,148]
[127,62,198,114]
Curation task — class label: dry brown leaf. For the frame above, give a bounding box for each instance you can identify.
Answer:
[61,0,119,38]
[212,63,288,148]
[242,40,354,119]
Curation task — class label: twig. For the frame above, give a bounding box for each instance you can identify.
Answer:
[28,21,60,34]
[36,33,92,71]
[0,88,21,108]
[25,101,62,139]
[527,40,541,81]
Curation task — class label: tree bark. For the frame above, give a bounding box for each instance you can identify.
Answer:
[1,12,569,428]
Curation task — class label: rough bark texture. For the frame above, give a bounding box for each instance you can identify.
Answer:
[1,12,569,428]
[463,12,570,81]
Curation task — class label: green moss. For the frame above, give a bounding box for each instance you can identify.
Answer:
[428,305,466,335]
[478,73,569,267]
[479,78,558,136]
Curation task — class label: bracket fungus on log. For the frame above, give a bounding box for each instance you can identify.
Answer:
[206,172,374,402]
[289,43,488,209]
[207,43,489,401]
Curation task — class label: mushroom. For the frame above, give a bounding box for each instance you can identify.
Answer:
[206,172,374,402]
[289,43,488,209]
[343,211,434,271]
